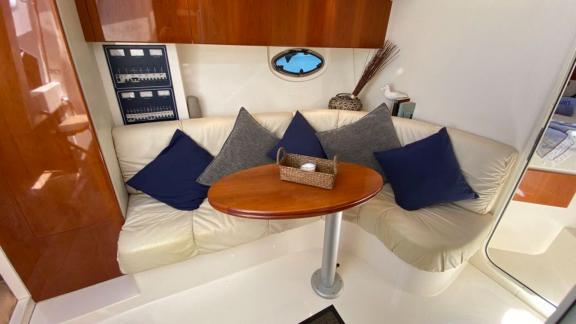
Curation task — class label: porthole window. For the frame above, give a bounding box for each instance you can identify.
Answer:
[271,49,324,77]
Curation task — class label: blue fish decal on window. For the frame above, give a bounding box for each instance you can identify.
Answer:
[273,49,324,76]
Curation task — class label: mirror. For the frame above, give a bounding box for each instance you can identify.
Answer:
[487,71,576,306]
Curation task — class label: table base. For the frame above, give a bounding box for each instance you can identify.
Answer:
[311,211,343,299]
[311,269,343,299]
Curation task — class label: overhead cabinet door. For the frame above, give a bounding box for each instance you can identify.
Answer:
[188,0,391,48]
[75,0,193,43]
[76,0,391,48]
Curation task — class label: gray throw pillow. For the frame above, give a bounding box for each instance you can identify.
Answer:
[197,107,278,185]
[316,104,401,179]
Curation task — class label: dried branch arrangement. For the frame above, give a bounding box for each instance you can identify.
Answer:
[352,40,399,97]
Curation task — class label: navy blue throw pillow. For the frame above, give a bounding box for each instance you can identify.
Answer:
[127,129,213,211]
[268,111,326,160]
[373,127,478,211]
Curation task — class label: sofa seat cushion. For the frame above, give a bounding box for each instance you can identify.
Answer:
[191,200,270,254]
[118,194,197,274]
[119,195,323,273]
[356,186,493,272]
[269,217,321,234]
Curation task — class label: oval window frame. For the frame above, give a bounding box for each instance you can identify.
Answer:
[271,48,325,79]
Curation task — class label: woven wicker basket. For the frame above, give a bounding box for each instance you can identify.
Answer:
[328,93,363,111]
[276,147,338,189]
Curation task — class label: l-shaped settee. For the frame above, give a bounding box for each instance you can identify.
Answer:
[112,109,517,284]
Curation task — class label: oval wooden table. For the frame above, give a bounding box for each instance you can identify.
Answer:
[208,162,383,299]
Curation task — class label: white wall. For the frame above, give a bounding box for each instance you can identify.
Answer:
[362,0,576,150]
[56,0,128,215]
[93,43,367,124]
[63,0,576,161]
[176,44,372,116]
[489,197,576,254]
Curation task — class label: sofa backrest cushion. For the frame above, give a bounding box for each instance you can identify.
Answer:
[113,112,292,194]
[267,111,327,160]
[374,127,479,211]
[300,110,339,131]
[316,105,401,181]
[181,111,292,156]
[292,110,517,214]
[126,129,212,210]
[196,108,280,186]
[113,121,181,194]
[391,117,518,215]
[112,109,517,213]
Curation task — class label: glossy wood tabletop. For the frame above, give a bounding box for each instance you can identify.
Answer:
[208,163,383,219]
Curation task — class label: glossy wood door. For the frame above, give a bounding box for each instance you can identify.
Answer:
[0,0,124,300]
[75,0,192,42]
[189,0,391,48]
[76,0,392,48]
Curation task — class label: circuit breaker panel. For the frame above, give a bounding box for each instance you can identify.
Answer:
[103,45,178,125]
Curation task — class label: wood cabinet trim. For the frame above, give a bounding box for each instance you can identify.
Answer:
[74,0,104,42]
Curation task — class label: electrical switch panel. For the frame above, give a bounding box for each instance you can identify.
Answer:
[104,45,178,124]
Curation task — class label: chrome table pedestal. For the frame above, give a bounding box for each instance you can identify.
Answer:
[311,211,343,299]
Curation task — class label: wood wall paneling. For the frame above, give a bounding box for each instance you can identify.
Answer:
[513,168,576,208]
[76,0,392,48]
[0,0,124,300]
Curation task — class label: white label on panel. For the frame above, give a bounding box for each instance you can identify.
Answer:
[109,49,125,56]
[157,90,171,96]
[140,91,153,98]
[149,49,163,56]
[120,92,135,99]
[130,49,145,56]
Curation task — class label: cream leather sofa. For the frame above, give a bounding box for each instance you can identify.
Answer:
[112,109,517,275]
